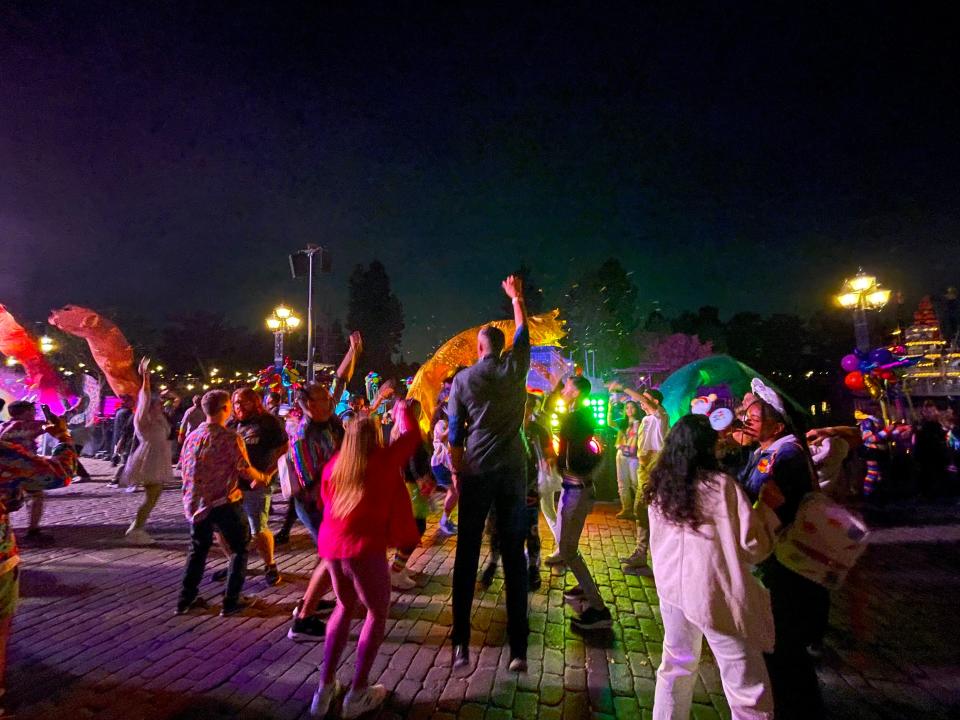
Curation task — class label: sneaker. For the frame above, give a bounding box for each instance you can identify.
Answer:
[274,529,290,545]
[175,596,209,615]
[124,527,155,545]
[544,551,564,566]
[571,606,613,631]
[264,564,281,586]
[341,684,388,720]
[125,485,139,493]
[391,568,416,591]
[439,517,458,535]
[620,549,648,569]
[211,568,229,582]
[288,610,327,641]
[615,510,636,520]
[563,585,584,601]
[310,680,341,718]
[527,565,542,591]
[508,656,527,672]
[220,597,254,617]
[479,563,497,589]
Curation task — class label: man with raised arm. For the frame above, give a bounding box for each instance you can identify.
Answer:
[448,275,531,672]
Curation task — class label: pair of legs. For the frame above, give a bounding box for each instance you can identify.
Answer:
[218,488,277,572]
[320,551,392,690]
[392,517,426,575]
[452,470,529,659]
[624,454,655,563]
[484,501,541,571]
[615,451,639,518]
[0,566,19,707]
[432,464,459,527]
[128,483,163,532]
[761,559,828,719]
[556,484,604,610]
[179,502,250,607]
[654,601,773,719]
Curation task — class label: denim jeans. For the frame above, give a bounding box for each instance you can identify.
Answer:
[294,491,323,544]
[179,501,250,606]
[556,483,603,610]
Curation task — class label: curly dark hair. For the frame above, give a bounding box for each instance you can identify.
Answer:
[642,413,719,528]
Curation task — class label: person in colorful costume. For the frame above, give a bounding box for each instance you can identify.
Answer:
[0,401,55,546]
[857,412,890,498]
[607,395,641,520]
[0,411,76,713]
[736,379,825,720]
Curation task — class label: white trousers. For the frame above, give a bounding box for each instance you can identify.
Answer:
[615,451,639,503]
[654,601,773,720]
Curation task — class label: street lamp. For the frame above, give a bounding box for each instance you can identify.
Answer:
[835,270,891,352]
[266,305,301,371]
[39,335,56,354]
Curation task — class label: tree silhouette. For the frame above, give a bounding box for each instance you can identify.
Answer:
[564,258,639,370]
[347,260,405,380]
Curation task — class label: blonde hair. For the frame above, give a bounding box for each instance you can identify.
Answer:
[329,416,382,519]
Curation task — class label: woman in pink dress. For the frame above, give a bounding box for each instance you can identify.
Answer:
[309,399,421,719]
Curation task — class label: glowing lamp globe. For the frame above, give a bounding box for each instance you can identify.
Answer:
[274,305,291,320]
[286,316,301,329]
[266,317,282,330]
[848,273,876,293]
[836,292,859,308]
[866,288,891,308]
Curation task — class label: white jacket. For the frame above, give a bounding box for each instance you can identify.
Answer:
[649,471,781,651]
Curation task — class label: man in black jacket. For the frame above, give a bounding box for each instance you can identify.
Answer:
[448,275,530,672]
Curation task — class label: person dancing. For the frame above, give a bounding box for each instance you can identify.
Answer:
[647,413,781,720]
[309,400,421,718]
[123,357,173,545]
[448,275,530,672]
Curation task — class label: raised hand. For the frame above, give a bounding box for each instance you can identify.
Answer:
[501,274,523,299]
[350,331,363,354]
[138,357,151,376]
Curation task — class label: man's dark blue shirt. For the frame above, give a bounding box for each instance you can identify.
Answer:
[447,324,530,478]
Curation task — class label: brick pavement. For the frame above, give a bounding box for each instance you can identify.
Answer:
[7,459,960,719]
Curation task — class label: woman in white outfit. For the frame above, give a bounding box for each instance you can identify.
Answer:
[645,413,783,720]
[608,398,641,519]
[123,357,173,544]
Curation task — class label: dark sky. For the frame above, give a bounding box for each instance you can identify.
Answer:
[2,2,958,359]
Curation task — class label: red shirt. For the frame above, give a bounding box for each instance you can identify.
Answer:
[316,425,421,559]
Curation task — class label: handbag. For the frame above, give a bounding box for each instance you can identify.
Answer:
[774,491,869,589]
[277,454,301,501]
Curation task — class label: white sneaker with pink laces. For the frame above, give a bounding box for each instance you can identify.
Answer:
[342,684,388,719]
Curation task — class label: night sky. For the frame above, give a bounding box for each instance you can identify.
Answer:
[2,3,958,359]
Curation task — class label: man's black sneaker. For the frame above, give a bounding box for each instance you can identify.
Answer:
[264,564,281,586]
[211,568,229,582]
[220,597,253,617]
[479,563,497,589]
[528,566,542,591]
[274,529,290,545]
[571,606,613,631]
[288,611,326,641]
[563,585,584,601]
[175,596,209,615]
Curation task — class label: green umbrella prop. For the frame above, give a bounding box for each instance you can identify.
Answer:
[659,354,809,425]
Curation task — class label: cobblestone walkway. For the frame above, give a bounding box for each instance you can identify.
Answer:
[8,459,959,719]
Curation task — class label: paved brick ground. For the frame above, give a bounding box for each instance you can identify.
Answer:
[7,459,960,719]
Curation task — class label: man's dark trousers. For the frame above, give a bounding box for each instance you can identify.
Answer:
[179,501,250,606]
[452,470,528,658]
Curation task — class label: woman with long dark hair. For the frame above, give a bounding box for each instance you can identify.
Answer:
[645,413,782,720]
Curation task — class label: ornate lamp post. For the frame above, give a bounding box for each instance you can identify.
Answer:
[266,305,301,371]
[836,270,891,352]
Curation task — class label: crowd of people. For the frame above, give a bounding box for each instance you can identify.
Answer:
[0,273,958,718]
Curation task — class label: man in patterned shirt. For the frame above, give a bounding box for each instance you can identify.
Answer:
[177,390,270,617]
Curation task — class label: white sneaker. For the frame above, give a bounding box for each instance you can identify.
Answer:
[341,684,388,720]
[544,551,564,565]
[390,568,416,591]
[309,680,341,717]
[125,527,155,545]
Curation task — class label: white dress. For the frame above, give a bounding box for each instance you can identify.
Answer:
[122,403,173,487]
